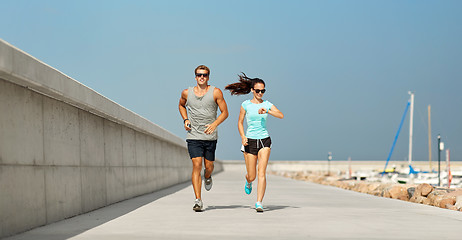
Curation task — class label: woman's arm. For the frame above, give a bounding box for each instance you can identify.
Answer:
[268,105,284,119]
[238,106,248,146]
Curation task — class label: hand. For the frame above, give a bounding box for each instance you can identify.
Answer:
[184,120,191,131]
[204,123,217,135]
[242,137,248,146]
[258,108,267,114]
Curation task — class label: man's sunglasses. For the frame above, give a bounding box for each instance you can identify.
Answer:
[195,73,209,77]
[254,89,266,94]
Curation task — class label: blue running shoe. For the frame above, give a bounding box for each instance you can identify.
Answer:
[245,180,252,194]
[255,202,263,212]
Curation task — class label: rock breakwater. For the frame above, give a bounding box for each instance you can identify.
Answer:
[270,171,462,212]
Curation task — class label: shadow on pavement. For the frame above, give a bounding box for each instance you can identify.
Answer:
[205,204,299,212]
[6,181,190,240]
[264,205,300,212]
[205,205,252,210]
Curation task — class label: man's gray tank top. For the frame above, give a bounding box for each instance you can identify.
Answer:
[186,86,218,140]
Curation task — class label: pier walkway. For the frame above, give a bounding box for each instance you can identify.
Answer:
[6,167,462,240]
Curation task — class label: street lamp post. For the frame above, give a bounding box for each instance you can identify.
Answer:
[438,135,445,187]
[438,135,441,186]
[327,152,332,176]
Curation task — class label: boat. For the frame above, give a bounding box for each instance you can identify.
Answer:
[380,92,455,187]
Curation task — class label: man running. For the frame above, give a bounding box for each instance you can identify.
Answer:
[178,65,228,211]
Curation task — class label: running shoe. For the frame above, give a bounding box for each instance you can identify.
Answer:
[245,180,252,195]
[204,169,213,191]
[193,199,203,212]
[255,202,263,212]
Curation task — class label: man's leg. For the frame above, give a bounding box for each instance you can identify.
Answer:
[203,140,216,191]
[191,156,203,200]
[204,158,214,179]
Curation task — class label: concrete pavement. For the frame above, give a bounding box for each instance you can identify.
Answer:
[6,167,462,240]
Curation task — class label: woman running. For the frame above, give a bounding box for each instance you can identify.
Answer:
[225,73,284,212]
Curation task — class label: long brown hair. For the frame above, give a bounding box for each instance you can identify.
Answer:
[225,73,265,95]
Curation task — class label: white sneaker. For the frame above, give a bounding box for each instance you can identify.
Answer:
[255,202,263,212]
[193,199,203,212]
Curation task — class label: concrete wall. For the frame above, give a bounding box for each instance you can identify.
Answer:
[0,39,222,238]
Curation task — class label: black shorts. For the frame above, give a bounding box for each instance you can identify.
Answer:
[241,137,272,155]
[186,139,217,161]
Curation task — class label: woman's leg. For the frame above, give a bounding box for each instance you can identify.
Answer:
[244,152,258,183]
[256,147,271,202]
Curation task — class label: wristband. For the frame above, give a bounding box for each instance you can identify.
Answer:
[183,118,189,123]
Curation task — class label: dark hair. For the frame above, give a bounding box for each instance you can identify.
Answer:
[225,73,265,95]
[195,65,210,75]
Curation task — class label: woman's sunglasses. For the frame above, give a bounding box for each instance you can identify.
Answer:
[195,73,209,77]
[254,89,266,94]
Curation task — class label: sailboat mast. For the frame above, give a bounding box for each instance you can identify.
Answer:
[428,105,432,170]
[408,91,414,165]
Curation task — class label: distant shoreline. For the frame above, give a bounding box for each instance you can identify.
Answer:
[220,159,462,162]
[219,159,462,172]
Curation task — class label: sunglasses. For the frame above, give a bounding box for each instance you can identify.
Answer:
[254,89,266,94]
[195,73,209,77]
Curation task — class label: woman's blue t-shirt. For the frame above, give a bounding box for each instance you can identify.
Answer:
[242,100,273,139]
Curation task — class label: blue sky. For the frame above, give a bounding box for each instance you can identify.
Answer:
[1,0,461,163]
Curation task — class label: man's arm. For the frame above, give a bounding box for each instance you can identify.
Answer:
[179,89,191,131]
[204,88,229,134]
